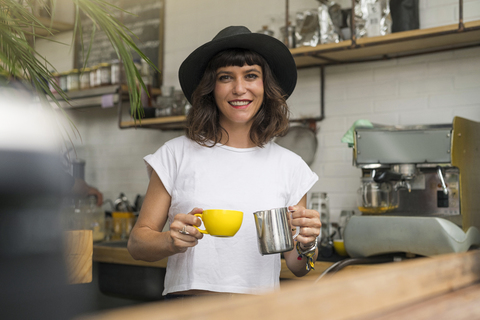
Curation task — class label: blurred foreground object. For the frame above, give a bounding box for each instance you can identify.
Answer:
[0,90,92,319]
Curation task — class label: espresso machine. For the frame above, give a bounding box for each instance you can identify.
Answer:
[344,117,480,258]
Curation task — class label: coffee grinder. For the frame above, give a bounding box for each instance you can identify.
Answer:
[344,117,480,258]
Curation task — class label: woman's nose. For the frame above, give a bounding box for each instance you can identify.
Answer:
[232,80,247,95]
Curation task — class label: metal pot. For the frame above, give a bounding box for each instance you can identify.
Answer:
[253,207,299,255]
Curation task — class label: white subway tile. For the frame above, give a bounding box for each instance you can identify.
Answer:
[463,0,480,21]
[327,99,373,116]
[399,77,454,95]
[375,63,428,82]
[347,113,400,126]
[324,85,347,102]
[321,132,349,148]
[425,0,459,8]
[346,81,397,99]
[453,47,480,59]
[421,5,457,28]
[454,73,480,89]
[399,109,455,125]
[317,117,347,132]
[429,88,480,108]
[374,96,429,112]
[323,163,360,177]
[452,106,480,121]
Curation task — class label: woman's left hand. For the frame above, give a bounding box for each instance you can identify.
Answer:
[289,205,321,247]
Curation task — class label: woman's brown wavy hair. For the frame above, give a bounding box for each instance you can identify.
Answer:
[185,49,290,147]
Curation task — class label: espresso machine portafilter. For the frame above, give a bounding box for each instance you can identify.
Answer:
[343,117,480,258]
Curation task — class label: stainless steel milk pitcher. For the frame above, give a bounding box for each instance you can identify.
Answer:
[253,207,300,255]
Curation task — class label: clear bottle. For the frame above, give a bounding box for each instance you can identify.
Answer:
[319,192,330,247]
[85,196,105,242]
[74,198,88,230]
[309,192,322,246]
[60,197,75,230]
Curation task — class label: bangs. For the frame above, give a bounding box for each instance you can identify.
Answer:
[208,49,266,70]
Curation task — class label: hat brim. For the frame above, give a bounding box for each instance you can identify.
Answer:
[179,32,297,104]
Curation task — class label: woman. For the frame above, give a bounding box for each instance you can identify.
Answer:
[128,26,321,298]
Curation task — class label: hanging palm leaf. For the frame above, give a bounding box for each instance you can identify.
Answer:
[0,0,156,120]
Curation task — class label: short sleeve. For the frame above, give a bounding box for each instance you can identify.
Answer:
[143,143,177,196]
[287,157,318,206]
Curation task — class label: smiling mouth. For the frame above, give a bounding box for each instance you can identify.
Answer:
[229,100,251,108]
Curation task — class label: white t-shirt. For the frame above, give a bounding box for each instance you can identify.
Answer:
[144,136,318,295]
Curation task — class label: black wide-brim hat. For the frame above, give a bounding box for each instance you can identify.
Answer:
[179,26,297,104]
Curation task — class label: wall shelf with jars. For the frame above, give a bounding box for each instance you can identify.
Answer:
[290,20,480,68]
[280,0,480,129]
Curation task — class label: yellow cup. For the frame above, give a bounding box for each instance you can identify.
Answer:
[194,209,243,237]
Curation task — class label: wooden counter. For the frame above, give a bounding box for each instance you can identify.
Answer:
[79,249,480,320]
[93,241,167,268]
[93,241,367,280]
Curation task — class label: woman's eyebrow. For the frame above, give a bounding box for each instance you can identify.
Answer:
[244,68,261,74]
[216,68,262,75]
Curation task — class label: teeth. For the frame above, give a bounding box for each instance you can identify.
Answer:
[230,101,250,106]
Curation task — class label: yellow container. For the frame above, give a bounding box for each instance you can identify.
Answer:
[112,211,136,240]
[333,239,348,257]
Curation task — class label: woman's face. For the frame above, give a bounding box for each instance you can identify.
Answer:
[214,64,264,128]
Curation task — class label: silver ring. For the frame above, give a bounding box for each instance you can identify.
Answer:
[179,225,189,235]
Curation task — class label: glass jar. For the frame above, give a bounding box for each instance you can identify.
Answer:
[111,60,122,85]
[73,198,88,230]
[66,69,80,91]
[97,62,111,86]
[83,196,106,242]
[357,177,399,215]
[79,68,91,90]
[112,211,136,240]
[59,72,68,92]
[49,72,60,94]
[89,65,98,88]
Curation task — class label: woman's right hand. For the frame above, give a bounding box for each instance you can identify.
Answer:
[169,207,204,253]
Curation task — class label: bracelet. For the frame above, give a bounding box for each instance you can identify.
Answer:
[296,241,317,271]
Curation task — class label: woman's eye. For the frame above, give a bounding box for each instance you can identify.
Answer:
[218,75,231,81]
[246,73,258,80]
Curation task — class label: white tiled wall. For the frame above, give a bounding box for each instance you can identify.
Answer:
[36,0,480,220]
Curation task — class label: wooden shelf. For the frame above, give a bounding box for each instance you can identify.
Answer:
[50,85,121,109]
[119,115,186,130]
[24,16,73,37]
[291,20,480,67]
